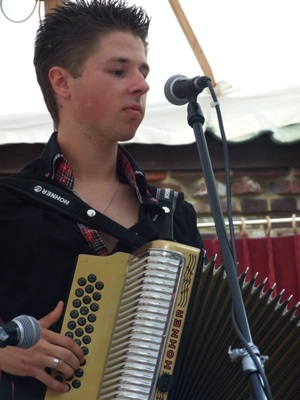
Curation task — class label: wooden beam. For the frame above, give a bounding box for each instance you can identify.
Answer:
[44,0,64,15]
[168,0,216,86]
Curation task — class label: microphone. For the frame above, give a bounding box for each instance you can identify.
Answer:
[0,315,41,349]
[164,74,211,105]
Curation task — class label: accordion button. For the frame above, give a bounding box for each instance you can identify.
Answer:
[95,281,104,290]
[73,299,81,308]
[68,321,76,330]
[78,277,87,286]
[75,288,84,297]
[83,296,91,304]
[78,317,86,326]
[88,274,97,283]
[87,209,96,217]
[85,324,94,334]
[93,292,101,301]
[54,375,64,383]
[83,335,91,344]
[88,314,96,322]
[75,368,84,378]
[90,303,99,312]
[80,306,89,315]
[70,310,79,318]
[72,380,81,389]
[85,285,94,294]
[75,328,84,337]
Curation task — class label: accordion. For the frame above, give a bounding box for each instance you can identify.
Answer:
[45,240,300,399]
[45,240,203,399]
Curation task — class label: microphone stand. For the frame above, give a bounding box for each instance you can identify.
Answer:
[186,98,269,400]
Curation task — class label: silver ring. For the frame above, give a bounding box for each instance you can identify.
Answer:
[51,357,60,369]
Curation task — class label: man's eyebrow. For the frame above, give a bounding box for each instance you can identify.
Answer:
[105,57,150,73]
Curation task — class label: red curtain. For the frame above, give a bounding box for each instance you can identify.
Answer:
[203,235,300,309]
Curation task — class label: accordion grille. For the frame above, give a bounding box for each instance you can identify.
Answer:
[99,247,185,399]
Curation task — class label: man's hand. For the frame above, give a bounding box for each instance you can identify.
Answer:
[0,301,84,393]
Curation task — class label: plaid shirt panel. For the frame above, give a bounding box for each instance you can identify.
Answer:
[53,148,143,256]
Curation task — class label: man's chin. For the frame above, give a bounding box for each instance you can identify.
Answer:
[119,126,142,143]
[119,133,137,143]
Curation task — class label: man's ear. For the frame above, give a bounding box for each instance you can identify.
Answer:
[48,66,71,99]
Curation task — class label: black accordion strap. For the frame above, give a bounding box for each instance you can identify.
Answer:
[155,187,178,241]
[0,176,148,249]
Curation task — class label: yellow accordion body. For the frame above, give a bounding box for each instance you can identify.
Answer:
[45,240,201,400]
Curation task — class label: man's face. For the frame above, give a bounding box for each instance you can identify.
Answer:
[68,31,150,143]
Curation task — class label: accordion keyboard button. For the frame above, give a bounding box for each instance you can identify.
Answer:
[75,368,84,378]
[95,281,104,290]
[67,321,76,330]
[88,314,96,323]
[78,277,86,286]
[72,380,81,389]
[83,335,91,345]
[90,303,99,312]
[70,310,79,318]
[88,274,97,283]
[80,306,89,315]
[85,285,94,294]
[75,288,84,297]
[73,299,81,308]
[85,324,94,334]
[75,328,83,337]
[83,296,91,304]
[77,317,86,326]
[93,292,101,301]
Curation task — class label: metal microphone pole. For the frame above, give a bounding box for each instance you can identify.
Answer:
[186,98,268,400]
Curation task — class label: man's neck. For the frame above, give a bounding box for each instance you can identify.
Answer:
[57,129,119,183]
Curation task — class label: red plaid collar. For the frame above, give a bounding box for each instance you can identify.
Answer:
[52,147,154,204]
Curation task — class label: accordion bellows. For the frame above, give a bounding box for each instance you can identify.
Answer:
[45,240,299,399]
[170,257,299,399]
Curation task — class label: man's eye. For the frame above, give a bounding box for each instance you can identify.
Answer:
[111,70,124,76]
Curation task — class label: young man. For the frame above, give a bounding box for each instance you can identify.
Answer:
[0,1,203,398]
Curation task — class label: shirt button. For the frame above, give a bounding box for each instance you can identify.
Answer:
[58,163,67,172]
[84,233,94,242]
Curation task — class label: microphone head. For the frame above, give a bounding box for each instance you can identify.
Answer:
[164,74,189,106]
[13,315,42,349]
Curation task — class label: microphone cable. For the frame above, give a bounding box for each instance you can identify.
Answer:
[206,80,273,400]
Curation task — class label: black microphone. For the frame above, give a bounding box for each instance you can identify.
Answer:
[0,315,41,349]
[164,74,211,105]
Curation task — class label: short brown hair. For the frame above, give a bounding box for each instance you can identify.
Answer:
[34,0,150,127]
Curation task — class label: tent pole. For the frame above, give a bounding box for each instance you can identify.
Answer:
[44,0,64,15]
[168,0,216,86]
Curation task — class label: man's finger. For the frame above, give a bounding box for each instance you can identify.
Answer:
[39,301,64,329]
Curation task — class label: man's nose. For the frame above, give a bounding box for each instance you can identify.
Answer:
[131,72,150,95]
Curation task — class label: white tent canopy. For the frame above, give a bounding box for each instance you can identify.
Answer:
[0,0,300,145]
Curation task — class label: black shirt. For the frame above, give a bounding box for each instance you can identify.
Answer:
[0,133,203,399]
